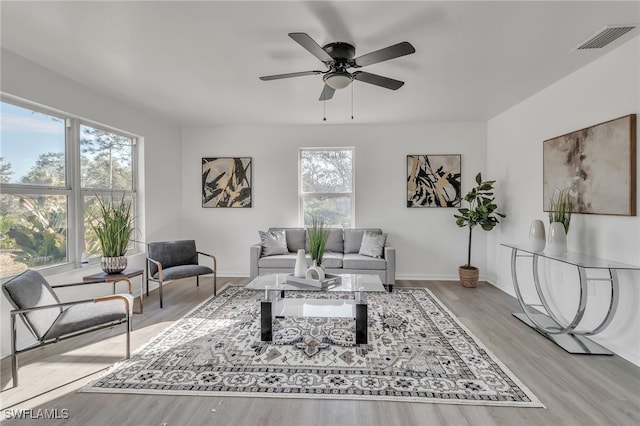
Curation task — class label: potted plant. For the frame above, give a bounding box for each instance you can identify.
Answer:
[454,173,506,287]
[89,195,134,274]
[306,215,329,279]
[546,187,572,255]
[548,187,572,233]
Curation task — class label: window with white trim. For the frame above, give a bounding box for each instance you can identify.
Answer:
[299,147,354,227]
[0,97,138,277]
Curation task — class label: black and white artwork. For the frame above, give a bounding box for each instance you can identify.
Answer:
[202,157,252,208]
[407,155,461,208]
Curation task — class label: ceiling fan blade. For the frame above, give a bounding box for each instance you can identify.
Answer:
[353,71,404,90]
[353,41,415,68]
[259,70,324,81]
[319,85,335,101]
[289,32,334,63]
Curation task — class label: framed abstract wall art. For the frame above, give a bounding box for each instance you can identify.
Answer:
[543,114,636,216]
[202,157,252,208]
[407,154,461,207]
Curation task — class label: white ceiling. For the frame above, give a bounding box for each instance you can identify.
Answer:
[1,1,639,127]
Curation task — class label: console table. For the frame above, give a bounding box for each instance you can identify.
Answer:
[501,244,640,355]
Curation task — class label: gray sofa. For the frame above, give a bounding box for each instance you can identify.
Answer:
[250,227,395,291]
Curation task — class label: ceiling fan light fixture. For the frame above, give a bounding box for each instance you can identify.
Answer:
[324,72,352,90]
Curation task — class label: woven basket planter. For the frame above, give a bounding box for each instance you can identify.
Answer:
[458,266,479,288]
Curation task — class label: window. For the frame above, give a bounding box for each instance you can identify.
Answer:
[299,148,354,227]
[0,98,137,277]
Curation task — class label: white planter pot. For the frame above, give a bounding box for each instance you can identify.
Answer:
[546,222,567,256]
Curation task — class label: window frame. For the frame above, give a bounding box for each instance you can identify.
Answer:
[298,147,355,228]
[0,94,139,278]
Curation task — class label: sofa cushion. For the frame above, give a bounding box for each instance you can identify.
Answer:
[269,228,306,252]
[325,229,344,253]
[344,228,383,253]
[258,253,299,268]
[343,254,387,270]
[318,252,343,268]
[259,230,288,256]
[359,231,387,258]
[304,228,344,253]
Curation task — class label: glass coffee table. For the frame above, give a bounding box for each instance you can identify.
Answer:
[245,273,387,344]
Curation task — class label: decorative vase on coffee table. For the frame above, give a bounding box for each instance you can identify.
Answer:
[306,260,325,281]
[294,249,307,278]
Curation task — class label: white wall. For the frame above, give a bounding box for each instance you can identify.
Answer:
[0,49,183,357]
[486,37,640,365]
[181,122,487,279]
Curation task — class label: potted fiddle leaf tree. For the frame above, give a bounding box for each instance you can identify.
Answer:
[454,173,506,288]
[89,195,134,274]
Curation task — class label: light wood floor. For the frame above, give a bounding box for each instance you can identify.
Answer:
[1,277,639,426]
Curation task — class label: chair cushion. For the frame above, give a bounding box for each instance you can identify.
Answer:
[344,228,383,253]
[43,299,128,341]
[359,231,387,258]
[343,253,387,270]
[259,230,288,256]
[153,265,213,281]
[2,269,62,340]
[147,240,199,277]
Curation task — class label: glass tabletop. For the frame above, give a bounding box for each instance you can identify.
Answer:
[245,273,387,293]
[501,243,640,270]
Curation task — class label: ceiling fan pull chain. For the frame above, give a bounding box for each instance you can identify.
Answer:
[323,98,327,122]
[351,82,354,120]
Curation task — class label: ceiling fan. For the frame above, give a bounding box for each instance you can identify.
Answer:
[260,32,416,101]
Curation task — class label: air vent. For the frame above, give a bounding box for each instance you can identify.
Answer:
[573,25,637,50]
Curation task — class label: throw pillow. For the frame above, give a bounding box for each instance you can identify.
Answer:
[358,231,387,258]
[259,230,289,256]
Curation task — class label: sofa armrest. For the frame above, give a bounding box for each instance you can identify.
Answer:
[250,243,262,279]
[384,246,396,285]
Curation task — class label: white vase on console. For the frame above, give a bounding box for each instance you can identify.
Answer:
[546,222,567,256]
[528,220,546,252]
[294,249,307,278]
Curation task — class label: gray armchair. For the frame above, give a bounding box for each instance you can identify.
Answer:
[146,240,217,308]
[1,269,131,388]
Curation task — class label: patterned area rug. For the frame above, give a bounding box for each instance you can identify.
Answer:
[82,286,543,407]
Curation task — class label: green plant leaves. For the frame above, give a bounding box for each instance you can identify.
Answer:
[307,215,329,266]
[89,195,133,257]
[454,173,506,267]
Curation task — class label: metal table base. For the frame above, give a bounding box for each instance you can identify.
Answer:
[502,244,640,356]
